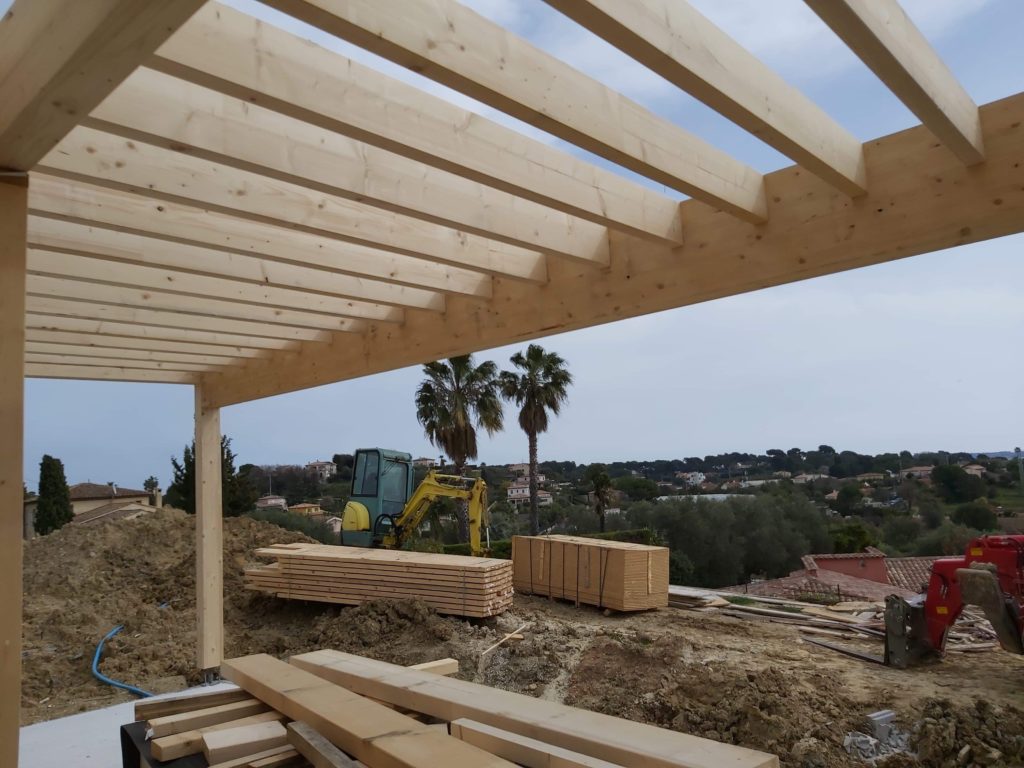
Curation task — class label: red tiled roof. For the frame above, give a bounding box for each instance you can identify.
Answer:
[801,546,885,571]
[725,567,916,603]
[69,483,148,501]
[885,557,937,592]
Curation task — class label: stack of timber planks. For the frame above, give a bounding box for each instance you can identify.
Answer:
[511,535,669,611]
[132,651,778,767]
[245,542,513,618]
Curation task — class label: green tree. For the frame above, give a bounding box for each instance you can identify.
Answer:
[143,475,160,493]
[35,455,73,535]
[833,483,863,515]
[585,463,613,533]
[416,354,504,540]
[165,436,257,516]
[882,516,923,555]
[613,475,659,501]
[499,344,572,535]
[951,501,997,531]
[931,465,986,504]
[915,523,980,556]
[830,517,879,553]
[918,493,946,529]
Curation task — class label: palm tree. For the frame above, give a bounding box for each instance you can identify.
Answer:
[500,344,572,535]
[585,463,613,533]
[415,355,504,541]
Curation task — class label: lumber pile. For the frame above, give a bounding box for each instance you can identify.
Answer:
[244,543,513,618]
[511,535,669,611]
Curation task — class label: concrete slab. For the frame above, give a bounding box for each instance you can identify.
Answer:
[19,682,238,767]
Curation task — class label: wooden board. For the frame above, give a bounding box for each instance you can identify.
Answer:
[221,653,516,768]
[290,650,777,768]
[246,544,513,617]
[135,686,251,721]
[207,744,297,768]
[152,710,288,761]
[149,697,268,736]
[450,719,622,768]
[288,721,365,768]
[512,535,668,611]
[203,720,288,763]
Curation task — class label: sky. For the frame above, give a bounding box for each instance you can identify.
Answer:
[14,0,1024,491]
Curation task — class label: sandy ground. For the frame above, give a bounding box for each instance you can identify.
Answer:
[21,510,1024,767]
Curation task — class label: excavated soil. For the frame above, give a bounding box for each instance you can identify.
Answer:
[21,510,1024,767]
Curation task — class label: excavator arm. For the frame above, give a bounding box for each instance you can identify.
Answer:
[885,534,1024,667]
[381,471,489,556]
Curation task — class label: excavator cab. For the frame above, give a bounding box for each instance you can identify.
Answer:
[341,448,414,547]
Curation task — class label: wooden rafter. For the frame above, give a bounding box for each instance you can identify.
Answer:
[200,93,1024,407]
[25,364,197,384]
[546,0,867,196]
[262,0,768,222]
[153,2,684,245]
[805,0,984,165]
[0,0,205,170]
[25,341,239,367]
[25,329,273,358]
[39,128,549,282]
[25,353,218,373]
[88,68,612,265]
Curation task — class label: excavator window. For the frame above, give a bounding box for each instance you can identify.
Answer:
[352,451,379,497]
[380,460,409,517]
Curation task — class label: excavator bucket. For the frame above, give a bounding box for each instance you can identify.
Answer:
[958,564,1024,655]
[884,594,937,668]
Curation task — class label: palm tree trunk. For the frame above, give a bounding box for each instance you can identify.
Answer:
[598,501,606,533]
[454,461,469,542]
[528,431,539,535]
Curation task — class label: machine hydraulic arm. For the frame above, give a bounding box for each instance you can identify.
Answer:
[381,471,489,556]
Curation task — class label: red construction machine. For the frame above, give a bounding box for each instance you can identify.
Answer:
[884,534,1024,667]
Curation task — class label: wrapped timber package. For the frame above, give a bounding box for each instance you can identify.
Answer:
[245,543,513,618]
[511,535,668,611]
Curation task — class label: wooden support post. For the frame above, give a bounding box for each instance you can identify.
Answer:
[195,383,224,672]
[0,174,27,768]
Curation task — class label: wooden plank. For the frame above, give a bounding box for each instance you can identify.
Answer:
[39,128,548,282]
[195,383,223,670]
[221,654,516,768]
[290,651,778,768]
[25,328,273,358]
[28,216,447,311]
[0,0,205,170]
[805,0,983,165]
[28,249,405,324]
[247,750,304,768]
[25,353,217,373]
[0,175,26,768]
[29,175,495,296]
[262,0,767,222]
[153,710,287,762]
[546,0,866,196]
[155,2,683,245]
[26,340,239,367]
[26,298,338,343]
[27,274,365,335]
[135,686,250,721]
[90,68,611,265]
[25,363,197,384]
[288,721,364,768]
[208,745,296,768]
[203,720,288,764]
[201,92,1024,408]
[149,697,268,737]
[450,719,621,768]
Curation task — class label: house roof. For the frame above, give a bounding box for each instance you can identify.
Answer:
[726,568,916,603]
[885,557,937,592]
[71,499,159,525]
[69,483,148,501]
[289,503,320,509]
[801,547,886,571]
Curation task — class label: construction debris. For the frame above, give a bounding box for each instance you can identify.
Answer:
[512,535,669,611]
[245,543,513,618]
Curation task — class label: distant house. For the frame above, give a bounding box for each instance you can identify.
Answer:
[255,495,288,510]
[824,489,839,501]
[855,472,887,482]
[413,457,435,468]
[507,484,553,506]
[962,464,986,477]
[324,516,343,535]
[306,460,337,482]
[289,502,322,517]
[903,466,934,480]
[71,500,160,526]
[507,463,529,475]
[67,483,149,516]
[675,471,705,486]
[773,470,792,479]
[792,473,828,484]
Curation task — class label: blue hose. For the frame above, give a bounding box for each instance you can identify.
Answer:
[92,625,153,698]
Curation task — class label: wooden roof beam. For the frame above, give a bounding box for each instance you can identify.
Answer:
[805,0,984,165]
[39,127,548,282]
[0,0,204,170]
[89,68,611,265]
[261,0,768,222]
[200,93,1024,407]
[25,353,219,373]
[25,363,197,384]
[26,274,368,335]
[27,216,446,312]
[25,297,337,343]
[546,0,866,196]
[28,249,405,324]
[25,341,239,367]
[25,328,272,359]
[154,2,684,245]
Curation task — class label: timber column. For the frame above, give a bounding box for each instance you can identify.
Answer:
[194,383,223,674]
[0,174,27,766]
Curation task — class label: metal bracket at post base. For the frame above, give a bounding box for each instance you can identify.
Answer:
[201,667,221,686]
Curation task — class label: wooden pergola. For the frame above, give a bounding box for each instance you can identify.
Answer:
[2,0,1022,761]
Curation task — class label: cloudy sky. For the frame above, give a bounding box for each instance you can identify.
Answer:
[18,0,1024,490]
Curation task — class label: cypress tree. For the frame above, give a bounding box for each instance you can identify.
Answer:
[35,455,73,535]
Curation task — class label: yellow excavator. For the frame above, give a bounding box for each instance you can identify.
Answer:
[340,448,489,556]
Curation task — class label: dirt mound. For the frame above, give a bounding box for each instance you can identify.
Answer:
[912,698,1024,767]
